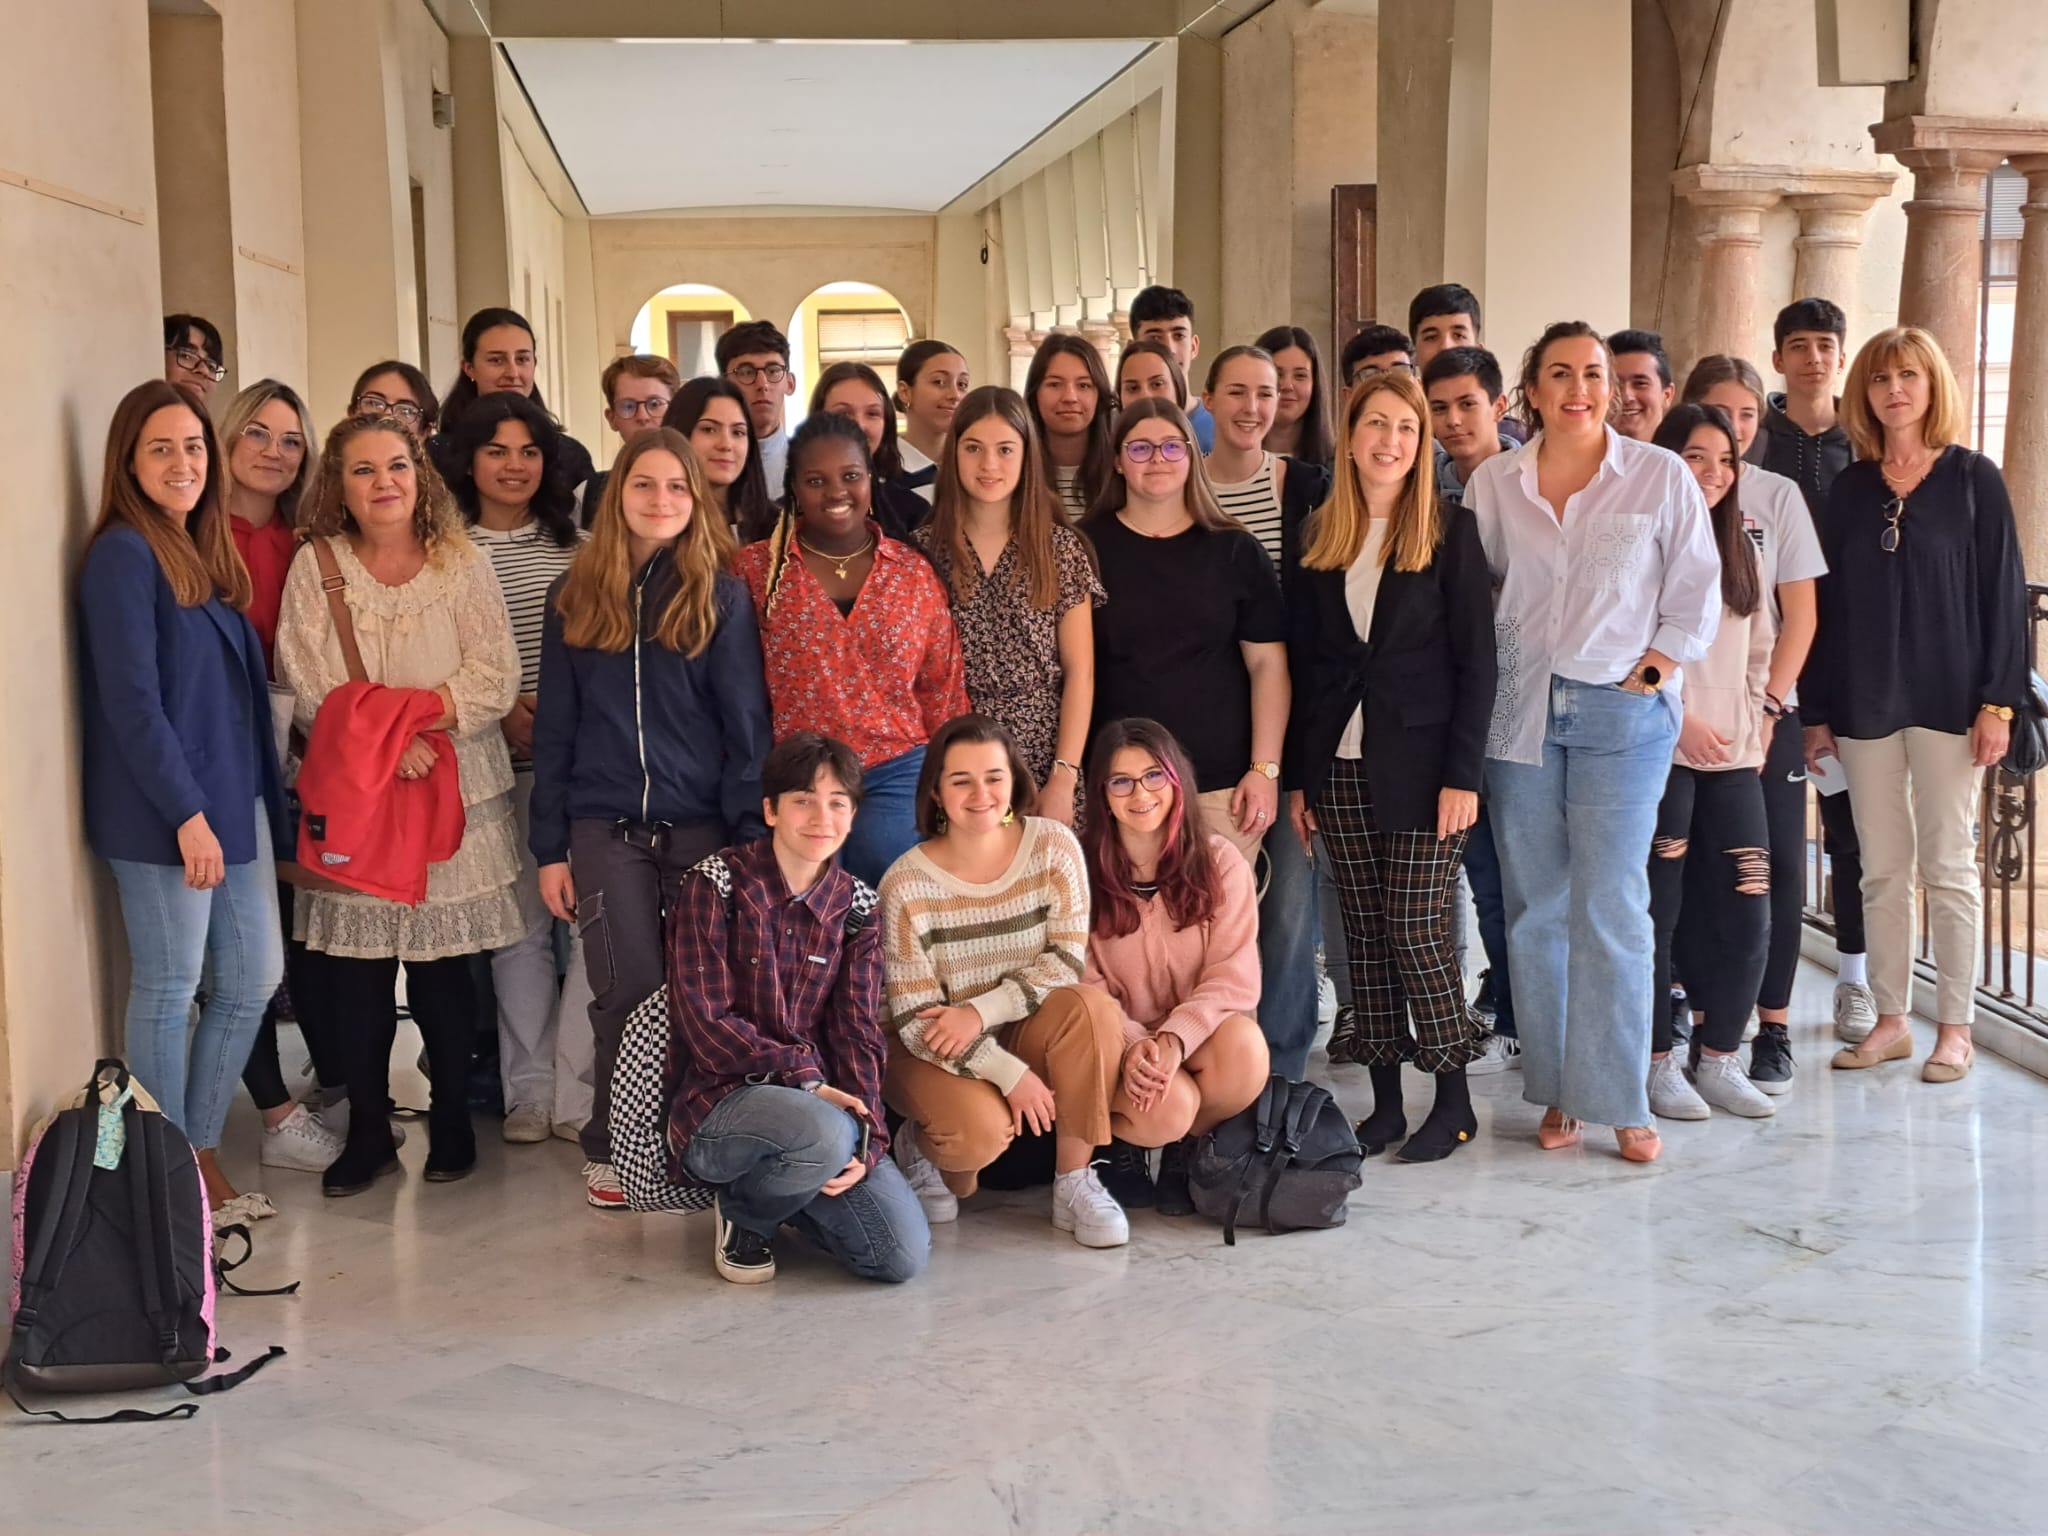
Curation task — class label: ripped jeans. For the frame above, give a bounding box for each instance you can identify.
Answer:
[1649,764,1771,1055]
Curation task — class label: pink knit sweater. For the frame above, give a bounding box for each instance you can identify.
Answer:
[1083,833,1262,1055]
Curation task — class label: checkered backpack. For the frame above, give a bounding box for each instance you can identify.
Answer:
[606,853,880,1213]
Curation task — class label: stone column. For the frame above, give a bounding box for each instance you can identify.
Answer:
[2005,154,2048,578]
[1785,189,1891,316]
[1002,323,1036,391]
[1881,143,2006,404]
[1672,169,1780,366]
[1080,318,1121,371]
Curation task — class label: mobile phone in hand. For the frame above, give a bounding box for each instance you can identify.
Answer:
[852,1112,873,1164]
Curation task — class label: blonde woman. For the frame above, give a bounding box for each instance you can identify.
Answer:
[276,411,523,1195]
[1285,370,1496,1162]
[1804,326,2028,1084]
[531,427,771,1207]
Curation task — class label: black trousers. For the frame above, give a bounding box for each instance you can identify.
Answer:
[1651,766,1771,1054]
[326,953,478,1166]
[242,883,340,1112]
[1316,757,1484,1074]
[1758,712,1868,1010]
[569,817,726,1164]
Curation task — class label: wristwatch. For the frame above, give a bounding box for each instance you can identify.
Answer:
[1623,662,1663,694]
[1250,760,1281,781]
[1981,704,2016,721]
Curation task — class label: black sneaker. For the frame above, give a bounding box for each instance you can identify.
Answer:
[1326,1004,1363,1064]
[1749,1024,1795,1097]
[1154,1138,1194,1217]
[712,1198,776,1284]
[1098,1138,1156,1209]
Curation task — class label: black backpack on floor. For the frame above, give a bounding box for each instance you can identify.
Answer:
[1187,1074,1363,1245]
[6,1061,284,1423]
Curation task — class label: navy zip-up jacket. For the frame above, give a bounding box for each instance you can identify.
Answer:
[529,558,772,865]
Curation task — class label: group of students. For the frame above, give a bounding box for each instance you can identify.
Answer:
[88,283,2025,1270]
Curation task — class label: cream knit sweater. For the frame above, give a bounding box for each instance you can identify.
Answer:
[878,818,1091,1093]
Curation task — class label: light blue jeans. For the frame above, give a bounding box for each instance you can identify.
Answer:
[1259,818,1322,1079]
[683,1084,930,1283]
[107,805,284,1150]
[840,747,925,888]
[1485,678,1679,1128]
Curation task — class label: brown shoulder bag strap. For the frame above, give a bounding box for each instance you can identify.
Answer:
[310,537,369,685]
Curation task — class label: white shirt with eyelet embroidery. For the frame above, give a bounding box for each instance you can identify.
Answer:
[1466,426,1722,767]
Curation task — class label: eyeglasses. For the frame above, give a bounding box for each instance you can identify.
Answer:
[1122,439,1190,465]
[169,345,227,383]
[1350,360,1415,386]
[355,393,424,426]
[611,397,671,421]
[1104,768,1172,797]
[727,362,789,386]
[241,423,307,456]
[1881,496,1905,554]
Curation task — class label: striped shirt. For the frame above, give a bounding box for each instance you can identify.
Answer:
[877,817,1091,1093]
[469,521,585,693]
[1052,463,1088,522]
[1210,452,1285,568]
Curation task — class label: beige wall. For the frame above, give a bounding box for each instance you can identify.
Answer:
[589,214,937,416]
[1,0,173,1164]
[1374,0,1453,330]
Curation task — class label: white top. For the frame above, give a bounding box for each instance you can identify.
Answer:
[758,426,789,498]
[1467,427,1722,766]
[899,439,938,505]
[1210,452,1285,569]
[467,521,586,694]
[1739,462,1828,705]
[1336,520,1392,759]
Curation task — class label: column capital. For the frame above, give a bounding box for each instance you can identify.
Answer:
[1669,164,1784,213]
[2009,154,2048,189]
[1673,162,1898,211]
[1002,323,1036,361]
[1872,114,2048,165]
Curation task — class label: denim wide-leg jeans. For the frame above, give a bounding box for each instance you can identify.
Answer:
[1485,678,1679,1128]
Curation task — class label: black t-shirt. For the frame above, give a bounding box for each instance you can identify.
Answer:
[1087,514,1287,792]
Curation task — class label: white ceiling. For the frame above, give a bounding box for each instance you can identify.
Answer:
[501,38,1153,217]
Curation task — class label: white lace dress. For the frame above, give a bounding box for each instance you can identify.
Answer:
[276,535,525,960]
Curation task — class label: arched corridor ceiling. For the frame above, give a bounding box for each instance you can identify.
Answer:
[502,38,1151,216]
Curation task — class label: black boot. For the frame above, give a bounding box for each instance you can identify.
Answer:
[1397,1068,1478,1163]
[414,962,479,1183]
[1153,1137,1195,1216]
[324,1010,401,1197]
[1354,1064,1406,1155]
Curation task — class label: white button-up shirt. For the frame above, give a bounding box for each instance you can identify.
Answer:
[1467,427,1722,765]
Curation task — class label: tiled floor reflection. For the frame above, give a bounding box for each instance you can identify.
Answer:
[8,961,2046,1535]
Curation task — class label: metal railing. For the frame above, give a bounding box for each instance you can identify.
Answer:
[1802,582,2048,1024]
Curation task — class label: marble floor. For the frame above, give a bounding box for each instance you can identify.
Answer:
[8,959,2048,1536]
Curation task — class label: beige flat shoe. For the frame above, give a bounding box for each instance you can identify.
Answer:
[1921,1046,1974,1083]
[1831,1030,1912,1071]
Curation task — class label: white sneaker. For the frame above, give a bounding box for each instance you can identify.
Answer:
[583,1160,628,1210]
[1316,970,1339,1025]
[259,1102,346,1172]
[1648,1053,1709,1121]
[1833,981,1878,1043]
[1742,1011,1760,1043]
[892,1121,958,1223]
[1052,1166,1129,1248]
[502,1104,551,1143]
[550,1119,584,1144]
[1468,1033,1522,1076]
[1693,1052,1777,1118]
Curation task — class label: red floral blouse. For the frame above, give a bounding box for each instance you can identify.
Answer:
[733,526,970,768]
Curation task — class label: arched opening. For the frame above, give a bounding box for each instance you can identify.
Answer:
[787,281,912,427]
[629,282,752,379]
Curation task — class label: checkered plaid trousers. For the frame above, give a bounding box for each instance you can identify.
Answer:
[1316,756,1488,1073]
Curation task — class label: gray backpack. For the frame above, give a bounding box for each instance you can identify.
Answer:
[1187,1075,1363,1244]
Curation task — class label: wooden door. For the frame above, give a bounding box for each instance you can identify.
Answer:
[1332,183,1377,361]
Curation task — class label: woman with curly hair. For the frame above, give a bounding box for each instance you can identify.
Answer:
[277,410,523,1195]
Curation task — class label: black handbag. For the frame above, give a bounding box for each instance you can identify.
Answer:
[2001,669,2048,779]
[1186,1075,1362,1245]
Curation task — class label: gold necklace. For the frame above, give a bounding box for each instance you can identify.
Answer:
[796,531,875,580]
[1881,448,1934,487]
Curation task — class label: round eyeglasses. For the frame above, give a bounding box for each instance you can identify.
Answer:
[1122,439,1190,465]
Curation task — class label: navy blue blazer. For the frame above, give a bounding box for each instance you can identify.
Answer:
[78,526,289,866]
